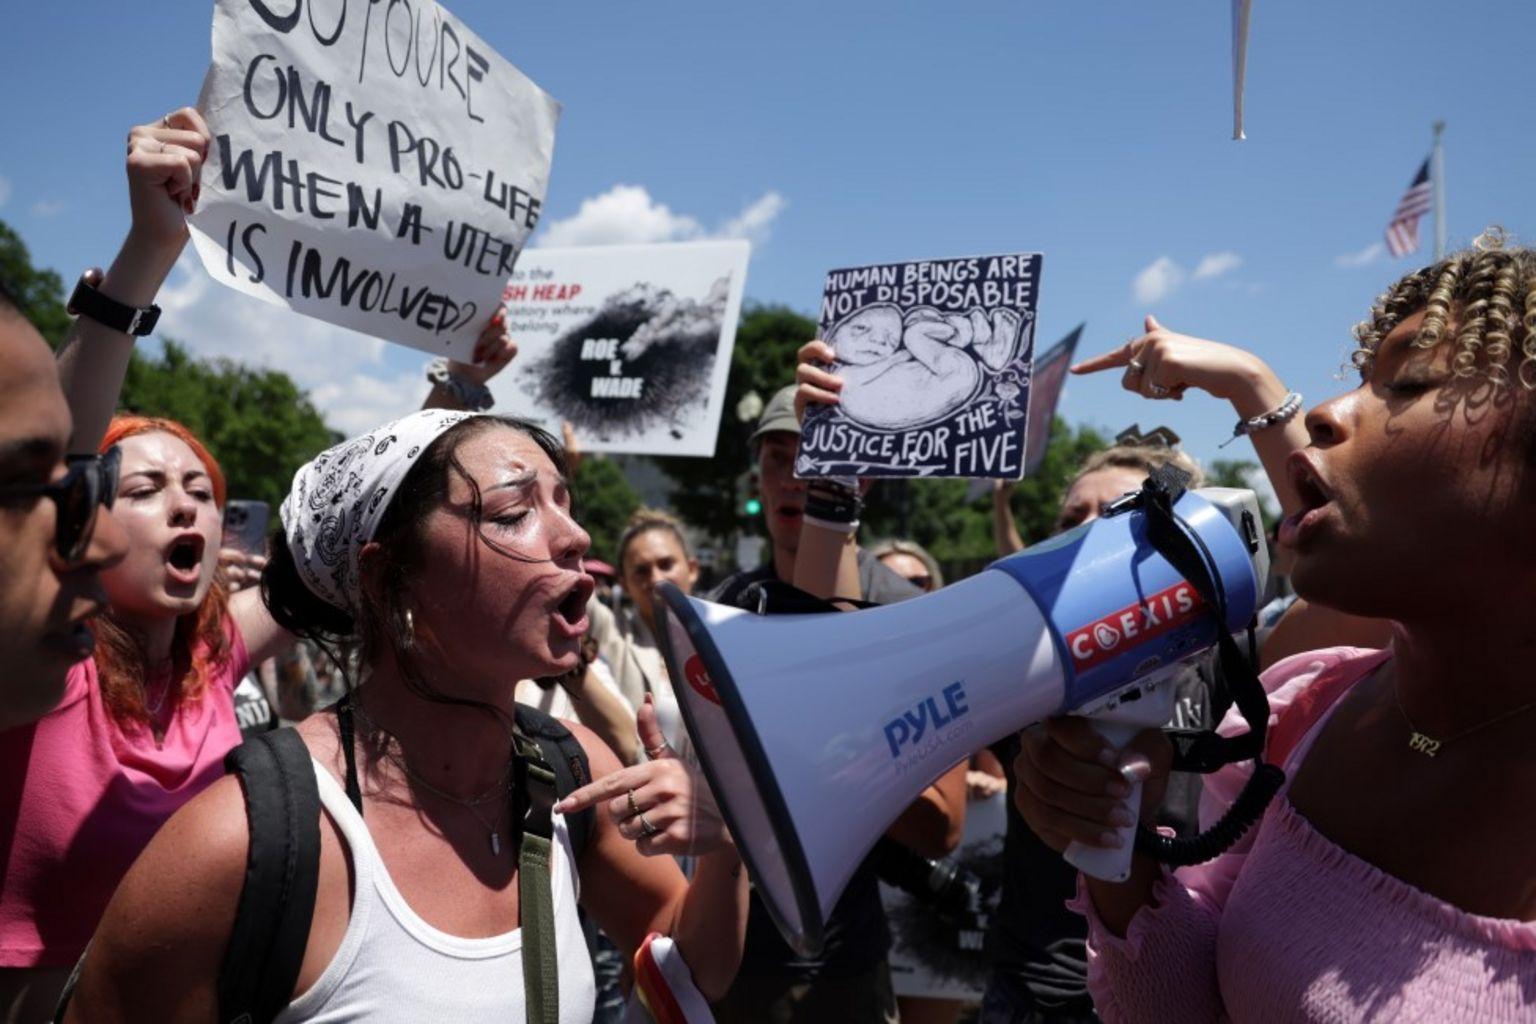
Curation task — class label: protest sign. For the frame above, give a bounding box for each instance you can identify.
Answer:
[188,0,559,360]
[882,791,1006,1002]
[797,253,1042,479]
[499,240,750,457]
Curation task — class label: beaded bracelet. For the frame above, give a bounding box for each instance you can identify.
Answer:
[1221,392,1302,448]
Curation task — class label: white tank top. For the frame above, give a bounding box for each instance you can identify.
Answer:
[274,759,596,1023]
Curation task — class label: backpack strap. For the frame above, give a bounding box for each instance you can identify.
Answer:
[217,728,323,1024]
[512,719,562,1024]
[514,704,595,861]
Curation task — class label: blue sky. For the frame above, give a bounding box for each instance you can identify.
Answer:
[2,0,1532,482]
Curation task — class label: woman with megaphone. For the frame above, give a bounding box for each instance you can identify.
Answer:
[1012,233,1536,1021]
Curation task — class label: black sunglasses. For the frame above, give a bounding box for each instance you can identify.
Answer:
[0,446,121,563]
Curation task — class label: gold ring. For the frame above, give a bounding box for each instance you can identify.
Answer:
[626,789,640,817]
[637,812,659,837]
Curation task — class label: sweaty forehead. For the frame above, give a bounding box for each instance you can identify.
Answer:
[452,427,558,488]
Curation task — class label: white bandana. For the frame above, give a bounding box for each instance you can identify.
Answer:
[282,409,485,615]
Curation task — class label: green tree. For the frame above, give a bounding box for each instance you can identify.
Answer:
[0,220,72,347]
[653,303,813,540]
[120,340,339,508]
[573,456,641,565]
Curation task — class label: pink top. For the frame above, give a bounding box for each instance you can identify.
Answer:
[1070,647,1536,1022]
[0,628,249,967]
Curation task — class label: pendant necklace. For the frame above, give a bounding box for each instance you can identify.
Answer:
[1393,683,1536,759]
[353,702,513,855]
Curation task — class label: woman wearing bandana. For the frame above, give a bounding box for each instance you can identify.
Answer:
[67,409,748,1021]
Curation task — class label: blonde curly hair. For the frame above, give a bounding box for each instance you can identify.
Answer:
[1351,228,1536,390]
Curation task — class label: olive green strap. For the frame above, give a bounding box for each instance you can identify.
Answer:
[515,730,561,1024]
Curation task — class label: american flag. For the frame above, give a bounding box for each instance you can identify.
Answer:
[1385,160,1433,258]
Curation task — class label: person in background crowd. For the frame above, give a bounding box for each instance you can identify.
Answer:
[1013,233,1536,1021]
[721,376,965,1023]
[587,507,702,766]
[69,411,749,1020]
[0,277,126,733]
[0,107,516,1020]
[869,537,944,593]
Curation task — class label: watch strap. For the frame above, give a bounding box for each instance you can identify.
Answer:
[67,276,161,337]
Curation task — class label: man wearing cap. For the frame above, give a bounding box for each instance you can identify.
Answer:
[707,384,963,1023]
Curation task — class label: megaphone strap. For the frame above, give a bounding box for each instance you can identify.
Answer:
[1120,467,1287,868]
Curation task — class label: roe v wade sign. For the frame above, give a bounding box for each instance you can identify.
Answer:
[188,0,560,359]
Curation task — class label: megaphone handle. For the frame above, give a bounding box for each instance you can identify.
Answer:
[1062,718,1144,883]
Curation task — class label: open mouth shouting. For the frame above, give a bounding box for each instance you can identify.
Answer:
[551,573,596,639]
[165,531,207,587]
[1279,452,1334,550]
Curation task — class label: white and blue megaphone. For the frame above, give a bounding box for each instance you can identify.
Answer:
[655,481,1271,957]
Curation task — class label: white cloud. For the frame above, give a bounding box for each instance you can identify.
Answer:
[718,191,787,244]
[1335,242,1384,269]
[156,254,427,435]
[31,199,65,217]
[0,175,10,208]
[1133,256,1186,304]
[1192,251,1242,280]
[538,184,787,248]
[539,184,703,247]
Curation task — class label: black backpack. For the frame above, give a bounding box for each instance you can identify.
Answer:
[55,705,594,1024]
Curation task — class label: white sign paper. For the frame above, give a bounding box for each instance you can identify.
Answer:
[498,241,750,457]
[188,0,560,359]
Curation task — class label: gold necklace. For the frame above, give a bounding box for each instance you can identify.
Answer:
[1393,683,1536,758]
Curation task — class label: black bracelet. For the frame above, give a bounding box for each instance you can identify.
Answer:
[805,479,863,525]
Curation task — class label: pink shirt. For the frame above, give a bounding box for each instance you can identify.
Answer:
[0,629,249,967]
[1070,648,1536,1022]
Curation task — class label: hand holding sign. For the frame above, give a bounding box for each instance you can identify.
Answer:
[445,309,518,386]
[125,107,211,246]
[793,339,842,426]
[553,696,732,857]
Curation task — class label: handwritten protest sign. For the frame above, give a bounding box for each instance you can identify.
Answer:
[499,240,750,457]
[188,0,559,359]
[797,253,1043,479]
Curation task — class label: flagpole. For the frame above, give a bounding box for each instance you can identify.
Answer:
[1432,121,1446,260]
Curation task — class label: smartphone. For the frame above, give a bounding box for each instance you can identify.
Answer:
[223,500,271,555]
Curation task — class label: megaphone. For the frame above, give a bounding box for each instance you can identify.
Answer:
[656,486,1268,957]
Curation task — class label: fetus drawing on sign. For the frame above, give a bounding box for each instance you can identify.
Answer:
[829,303,1026,430]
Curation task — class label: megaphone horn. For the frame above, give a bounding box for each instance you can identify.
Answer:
[656,486,1269,957]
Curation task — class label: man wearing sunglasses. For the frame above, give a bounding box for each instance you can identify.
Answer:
[0,279,126,730]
